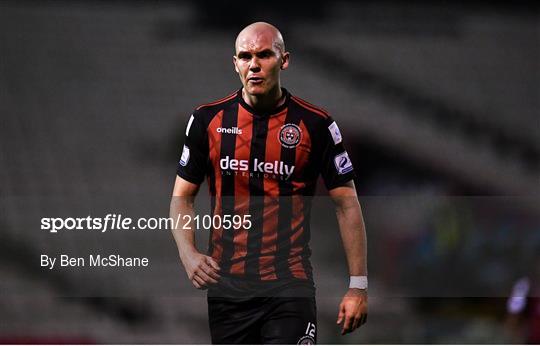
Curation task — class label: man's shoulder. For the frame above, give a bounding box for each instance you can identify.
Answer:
[289,93,331,120]
[194,90,239,113]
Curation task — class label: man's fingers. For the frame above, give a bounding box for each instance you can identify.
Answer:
[336,305,345,324]
[192,278,201,289]
[352,314,367,331]
[351,316,360,331]
[356,312,367,327]
[360,313,367,325]
[193,274,205,287]
[196,269,218,285]
[192,274,207,289]
[200,262,220,281]
[206,269,220,281]
[347,311,367,332]
[341,315,353,335]
[206,257,221,271]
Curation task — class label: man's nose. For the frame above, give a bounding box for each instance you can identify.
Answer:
[249,57,261,71]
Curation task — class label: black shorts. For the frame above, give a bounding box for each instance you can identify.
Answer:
[208,296,317,344]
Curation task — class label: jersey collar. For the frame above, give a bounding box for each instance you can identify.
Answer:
[237,87,290,117]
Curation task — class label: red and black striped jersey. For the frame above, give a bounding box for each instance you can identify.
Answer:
[177,88,355,284]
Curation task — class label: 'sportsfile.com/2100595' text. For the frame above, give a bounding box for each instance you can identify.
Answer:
[40,214,253,233]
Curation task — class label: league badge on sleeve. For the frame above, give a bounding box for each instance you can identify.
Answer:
[334,151,353,174]
[179,145,190,166]
[328,121,342,144]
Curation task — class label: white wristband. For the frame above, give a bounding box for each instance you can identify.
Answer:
[349,276,368,290]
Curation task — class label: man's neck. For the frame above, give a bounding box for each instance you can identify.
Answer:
[242,86,285,113]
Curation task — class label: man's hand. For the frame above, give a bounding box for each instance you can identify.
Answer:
[181,250,220,290]
[336,288,368,335]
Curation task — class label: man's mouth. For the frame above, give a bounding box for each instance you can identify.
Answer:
[248,77,263,84]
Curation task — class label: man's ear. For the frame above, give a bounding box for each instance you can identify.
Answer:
[232,56,239,73]
[280,52,290,70]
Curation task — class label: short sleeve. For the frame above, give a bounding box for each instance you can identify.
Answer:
[320,116,356,190]
[176,110,209,185]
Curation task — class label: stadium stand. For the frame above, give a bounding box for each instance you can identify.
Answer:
[0,1,537,343]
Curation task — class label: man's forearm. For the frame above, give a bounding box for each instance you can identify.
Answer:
[170,180,220,289]
[335,197,367,276]
[170,195,198,261]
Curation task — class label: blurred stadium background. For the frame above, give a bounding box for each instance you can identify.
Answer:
[0,0,539,343]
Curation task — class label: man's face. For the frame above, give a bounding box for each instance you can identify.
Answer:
[233,31,288,97]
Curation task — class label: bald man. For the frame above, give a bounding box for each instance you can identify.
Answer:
[171,22,368,344]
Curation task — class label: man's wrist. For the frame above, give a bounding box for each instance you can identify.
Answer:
[179,245,199,260]
[349,276,368,290]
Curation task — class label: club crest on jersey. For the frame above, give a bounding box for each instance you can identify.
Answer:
[279,123,302,148]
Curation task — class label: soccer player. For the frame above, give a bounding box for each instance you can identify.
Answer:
[170,22,368,344]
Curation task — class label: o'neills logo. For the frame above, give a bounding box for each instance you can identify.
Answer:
[220,156,294,180]
[217,127,242,134]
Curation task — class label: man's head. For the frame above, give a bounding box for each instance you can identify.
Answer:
[233,22,289,98]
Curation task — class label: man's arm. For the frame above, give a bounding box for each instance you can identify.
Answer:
[329,180,368,335]
[170,175,220,289]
